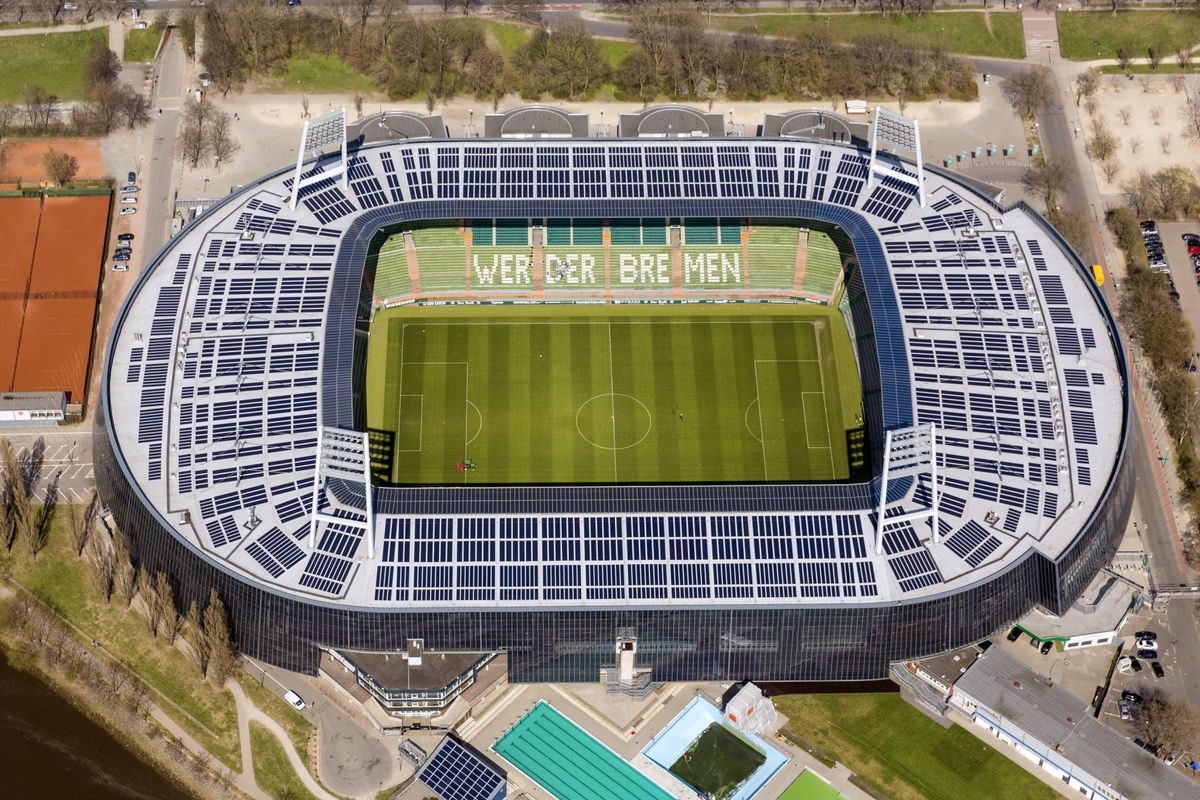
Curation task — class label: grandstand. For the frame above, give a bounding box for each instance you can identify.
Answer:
[99,118,1132,683]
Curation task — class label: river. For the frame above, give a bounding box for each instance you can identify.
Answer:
[0,650,189,800]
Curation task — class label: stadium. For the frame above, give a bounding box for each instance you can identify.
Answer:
[96,106,1134,683]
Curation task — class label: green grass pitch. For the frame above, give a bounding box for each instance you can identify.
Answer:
[669,723,766,800]
[365,303,861,485]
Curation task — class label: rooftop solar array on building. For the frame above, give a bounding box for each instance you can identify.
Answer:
[97,108,1133,680]
[417,736,506,800]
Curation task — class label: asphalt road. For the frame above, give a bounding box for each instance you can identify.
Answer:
[143,32,185,258]
[0,430,95,504]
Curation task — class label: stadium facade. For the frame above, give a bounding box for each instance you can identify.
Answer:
[97,109,1133,681]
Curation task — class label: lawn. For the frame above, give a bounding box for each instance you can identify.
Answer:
[250,722,320,800]
[669,723,766,800]
[0,28,109,101]
[706,11,1024,59]
[237,675,315,773]
[366,304,861,485]
[484,20,533,59]
[269,54,374,94]
[1,515,242,771]
[123,27,161,63]
[773,694,1060,800]
[1058,11,1200,61]
[597,38,635,70]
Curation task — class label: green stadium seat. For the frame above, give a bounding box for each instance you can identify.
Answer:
[803,230,843,300]
[471,219,494,246]
[573,219,602,245]
[371,238,413,299]
[495,218,529,246]
[685,218,718,245]
[746,220,800,292]
[546,218,571,245]
[719,218,742,244]
[641,219,667,245]
[609,219,640,246]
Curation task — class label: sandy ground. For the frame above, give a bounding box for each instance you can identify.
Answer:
[0,137,108,183]
[1080,73,1200,195]
[176,77,1026,199]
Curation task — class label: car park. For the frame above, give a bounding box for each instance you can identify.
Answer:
[1006,627,1021,642]
[119,207,136,216]
[284,690,305,710]
[1119,700,1132,720]
[1152,661,1165,678]
[1039,640,1053,655]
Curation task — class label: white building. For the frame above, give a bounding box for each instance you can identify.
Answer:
[950,648,1199,800]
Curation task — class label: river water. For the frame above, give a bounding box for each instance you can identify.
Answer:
[0,650,188,800]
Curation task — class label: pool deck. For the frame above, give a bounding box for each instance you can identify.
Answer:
[448,681,873,800]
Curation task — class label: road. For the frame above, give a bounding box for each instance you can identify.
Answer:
[144,31,186,257]
[0,430,95,504]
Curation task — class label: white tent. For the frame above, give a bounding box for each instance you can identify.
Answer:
[724,682,777,736]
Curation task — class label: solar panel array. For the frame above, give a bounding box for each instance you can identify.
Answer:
[416,736,505,800]
[106,134,1124,610]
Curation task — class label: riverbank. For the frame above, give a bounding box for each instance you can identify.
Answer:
[0,591,242,800]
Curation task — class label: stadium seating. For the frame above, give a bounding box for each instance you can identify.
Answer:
[546,218,571,245]
[746,220,799,292]
[411,222,468,293]
[642,219,667,245]
[495,218,529,246]
[684,218,718,245]
[573,219,603,245]
[719,217,742,244]
[609,219,641,246]
[803,230,844,299]
[368,236,412,300]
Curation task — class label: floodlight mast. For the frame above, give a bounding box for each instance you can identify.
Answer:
[868,106,926,208]
[874,423,939,555]
[310,425,375,559]
[289,108,349,211]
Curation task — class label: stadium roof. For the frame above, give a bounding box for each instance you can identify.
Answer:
[103,132,1127,611]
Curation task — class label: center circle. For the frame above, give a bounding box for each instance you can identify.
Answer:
[575,394,653,451]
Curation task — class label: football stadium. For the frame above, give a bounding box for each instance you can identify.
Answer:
[96,107,1134,682]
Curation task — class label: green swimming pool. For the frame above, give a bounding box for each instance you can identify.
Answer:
[493,701,672,800]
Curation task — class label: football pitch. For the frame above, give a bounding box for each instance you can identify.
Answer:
[364,304,862,485]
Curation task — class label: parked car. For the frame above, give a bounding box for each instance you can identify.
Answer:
[1141,219,1157,233]
[117,232,135,242]
[111,263,128,272]
[1137,648,1158,659]
[1039,641,1054,655]
[1136,638,1158,651]
[1119,700,1132,720]
[113,252,130,262]
[1152,661,1165,678]
[1164,752,1182,766]
[1122,690,1143,705]
[120,196,137,205]
[1131,658,1143,673]
[1029,636,1041,648]
[1136,630,1157,640]
[132,21,149,30]
[287,0,302,6]
[284,690,305,710]
[127,171,136,184]
[119,185,138,194]
[119,207,136,216]
[1006,627,1021,642]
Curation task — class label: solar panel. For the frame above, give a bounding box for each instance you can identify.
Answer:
[416,736,505,800]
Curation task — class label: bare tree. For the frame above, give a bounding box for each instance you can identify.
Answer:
[1074,67,1100,107]
[119,87,151,129]
[203,588,238,685]
[1118,107,1132,126]
[1173,74,1187,94]
[136,570,161,636]
[1148,46,1163,72]
[1183,95,1200,143]
[71,489,98,556]
[1177,47,1192,72]
[155,571,179,643]
[184,599,210,675]
[1116,47,1132,74]
[177,96,215,168]
[1002,65,1055,120]
[27,470,59,560]
[494,0,542,23]
[1102,160,1121,182]
[112,531,137,606]
[1087,121,1120,162]
[1130,136,1142,153]
[85,529,115,602]
[42,148,78,185]
[1022,155,1073,207]
[1160,133,1172,154]
[207,109,239,168]
[1134,689,1197,757]
[1151,106,1163,125]
[0,103,15,139]
[0,438,31,550]
[21,85,59,132]
[84,41,121,88]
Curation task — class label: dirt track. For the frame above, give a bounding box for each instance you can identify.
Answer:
[0,137,107,182]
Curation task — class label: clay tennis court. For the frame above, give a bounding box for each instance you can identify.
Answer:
[1,193,110,406]
[0,138,106,182]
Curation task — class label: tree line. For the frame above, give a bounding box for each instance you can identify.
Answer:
[195,0,976,106]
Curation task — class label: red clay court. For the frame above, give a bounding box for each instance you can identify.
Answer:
[0,193,110,410]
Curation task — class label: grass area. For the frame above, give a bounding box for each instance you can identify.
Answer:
[366,303,862,485]
[250,722,320,800]
[0,28,109,101]
[669,723,765,799]
[122,27,161,62]
[597,38,635,70]
[268,54,374,94]
[1,515,242,771]
[376,785,404,800]
[1099,63,1193,75]
[484,20,533,59]
[779,769,842,800]
[706,11,1024,59]
[773,694,1060,800]
[237,675,315,770]
[1058,11,1200,61]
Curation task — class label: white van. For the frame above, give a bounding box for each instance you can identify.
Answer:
[284,690,306,710]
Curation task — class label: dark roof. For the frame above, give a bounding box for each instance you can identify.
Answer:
[339,648,488,690]
[416,735,505,800]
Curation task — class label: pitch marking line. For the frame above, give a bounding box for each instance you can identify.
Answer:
[752,362,769,480]
[814,331,836,474]
[395,394,425,453]
[752,358,834,480]
[575,394,653,451]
